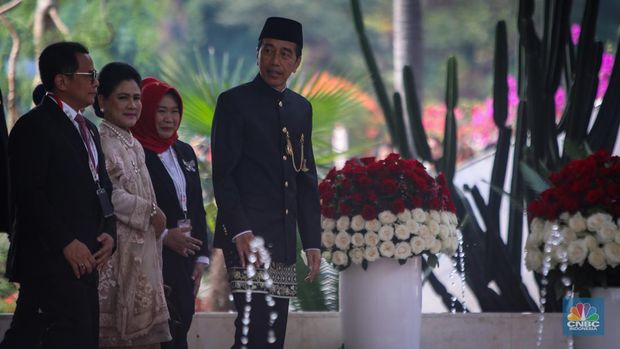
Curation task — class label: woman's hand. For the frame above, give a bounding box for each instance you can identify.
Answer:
[151,207,167,236]
[163,226,202,257]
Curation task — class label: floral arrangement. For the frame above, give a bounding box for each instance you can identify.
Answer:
[525,151,620,295]
[319,153,459,270]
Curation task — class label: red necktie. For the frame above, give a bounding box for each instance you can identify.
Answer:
[75,113,96,169]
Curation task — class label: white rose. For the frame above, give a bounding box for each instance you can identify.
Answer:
[441,237,457,256]
[394,242,413,259]
[321,218,336,231]
[587,213,612,232]
[584,235,600,251]
[552,245,568,263]
[525,248,543,272]
[364,246,380,262]
[450,236,459,253]
[568,212,587,233]
[336,216,350,231]
[321,231,336,249]
[564,228,577,243]
[351,215,366,231]
[406,220,421,235]
[526,228,543,249]
[412,208,428,223]
[410,237,425,255]
[349,247,364,264]
[378,225,395,241]
[378,211,397,224]
[615,230,620,244]
[559,212,571,223]
[364,231,380,247]
[588,248,608,270]
[530,218,545,235]
[428,221,440,237]
[438,224,451,241]
[603,242,620,268]
[351,232,365,247]
[365,219,381,232]
[440,211,451,225]
[448,212,458,225]
[335,231,351,250]
[567,239,588,265]
[379,241,395,257]
[321,250,332,262]
[428,210,441,224]
[418,225,432,240]
[397,209,412,222]
[596,221,618,244]
[394,224,411,241]
[429,238,442,254]
[332,250,348,266]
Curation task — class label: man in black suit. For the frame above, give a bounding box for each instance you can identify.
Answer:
[1,42,116,349]
[211,17,321,349]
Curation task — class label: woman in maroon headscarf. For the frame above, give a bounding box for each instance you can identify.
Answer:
[132,78,210,349]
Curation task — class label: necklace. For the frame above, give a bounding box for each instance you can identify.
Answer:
[103,121,135,147]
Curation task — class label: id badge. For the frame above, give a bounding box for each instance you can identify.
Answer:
[178,218,191,237]
[96,187,114,218]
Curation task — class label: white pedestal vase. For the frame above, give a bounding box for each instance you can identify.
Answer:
[574,287,620,348]
[339,256,422,349]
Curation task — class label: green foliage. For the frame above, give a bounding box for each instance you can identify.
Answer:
[0,235,17,311]
[292,235,339,312]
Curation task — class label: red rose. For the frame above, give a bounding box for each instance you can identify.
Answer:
[341,178,352,191]
[366,191,378,201]
[381,179,398,194]
[411,196,423,208]
[391,199,406,213]
[585,189,604,205]
[340,203,352,216]
[362,205,377,220]
[357,175,373,188]
[321,190,334,203]
[385,153,401,163]
[321,206,336,218]
[351,193,364,204]
[326,167,338,180]
[360,156,376,165]
[318,181,331,194]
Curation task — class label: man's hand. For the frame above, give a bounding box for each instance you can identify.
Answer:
[192,262,206,298]
[163,226,202,257]
[151,207,167,236]
[93,233,114,267]
[304,249,321,283]
[234,232,261,268]
[63,239,96,279]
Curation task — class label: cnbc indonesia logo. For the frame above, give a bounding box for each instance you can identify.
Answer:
[564,300,604,336]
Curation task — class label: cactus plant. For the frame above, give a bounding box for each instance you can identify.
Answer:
[350,0,619,311]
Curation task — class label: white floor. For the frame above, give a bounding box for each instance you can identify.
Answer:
[0,312,569,349]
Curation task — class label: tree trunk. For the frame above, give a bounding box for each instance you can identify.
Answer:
[393,0,424,158]
[0,0,22,129]
[33,0,69,86]
[393,0,424,99]
[0,15,20,128]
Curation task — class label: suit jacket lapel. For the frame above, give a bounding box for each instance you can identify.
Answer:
[43,98,93,174]
[147,149,182,212]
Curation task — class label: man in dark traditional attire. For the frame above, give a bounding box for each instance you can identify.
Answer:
[211,17,322,349]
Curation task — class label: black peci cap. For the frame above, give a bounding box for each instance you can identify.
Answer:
[258,17,303,49]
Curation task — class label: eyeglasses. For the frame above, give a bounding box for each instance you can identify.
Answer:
[64,70,98,84]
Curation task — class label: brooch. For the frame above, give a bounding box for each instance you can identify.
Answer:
[182,159,196,172]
